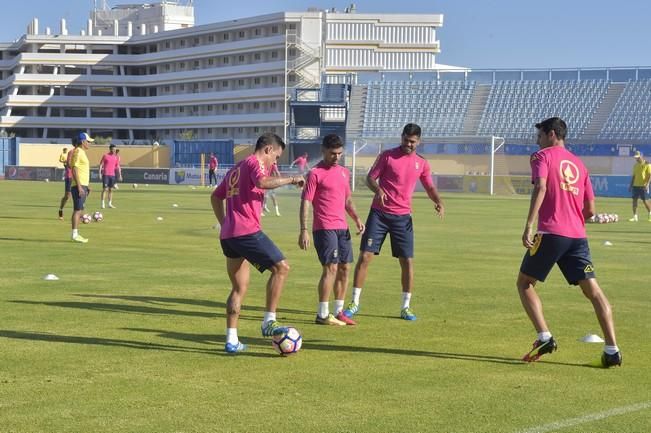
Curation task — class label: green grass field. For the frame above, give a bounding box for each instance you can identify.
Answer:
[1,180,649,433]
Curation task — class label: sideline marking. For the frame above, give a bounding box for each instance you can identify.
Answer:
[515,401,651,433]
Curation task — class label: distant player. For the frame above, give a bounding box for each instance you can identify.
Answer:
[211,133,305,354]
[208,153,218,187]
[299,134,365,326]
[627,151,651,222]
[57,142,75,220]
[114,148,121,189]
[70,132,94,243]
[291,152,309,175]
[263,162,281,216]
[99,144,122,209]
[344,123,444,321]
[518,117,621,367]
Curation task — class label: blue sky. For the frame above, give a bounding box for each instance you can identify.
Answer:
[2,0,650,69]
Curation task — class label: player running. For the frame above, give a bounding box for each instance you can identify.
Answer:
[211,133,305,354]
[518,117,621,367]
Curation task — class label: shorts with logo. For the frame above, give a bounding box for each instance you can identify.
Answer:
[632,186,648,200]
[220,231,285,273]
[64,177,72,193]
[313,229,353,265]
[102,175,116,189]
[70,185,89,211]
[520,233,595,285]
[360,208,414,258]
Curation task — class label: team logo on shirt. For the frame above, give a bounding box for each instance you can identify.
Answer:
[227,168,240,197]
[415,162,420,170]
[559,160,580,196]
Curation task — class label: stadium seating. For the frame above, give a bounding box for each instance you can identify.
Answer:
[600,79,651,140]
[362,80,475,138]
[478,80,608,140]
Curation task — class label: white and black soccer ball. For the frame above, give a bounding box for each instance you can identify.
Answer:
[81,214,92,224]
[271,327,302,356]
[93,211,104,222]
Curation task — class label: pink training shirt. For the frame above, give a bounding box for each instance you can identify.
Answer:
[65,151,74,179]
[100,153,120,176]
[302,161,351,231]
[531,146,594,239]
[209,155,218,170]
[368,147,434,215]
[293,156,308,171]
[213,154,267,239]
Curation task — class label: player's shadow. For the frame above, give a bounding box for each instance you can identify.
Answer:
[74,294,313,316]
[0,215,54,221]
[0,329,275,358]
[0,237,71,243]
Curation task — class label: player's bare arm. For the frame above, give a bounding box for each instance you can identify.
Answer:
[345,196,365,234]
[258,174,304,190]
[523,177,547,248]
[425,185,445,219]
[210,194,225,225]
[298,199,311,249]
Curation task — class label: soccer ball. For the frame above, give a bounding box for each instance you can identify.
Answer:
[81,214,92,224]
[271,327,302,356]
[93,211,104,222]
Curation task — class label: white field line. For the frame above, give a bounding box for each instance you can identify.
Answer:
[514,401,651,433]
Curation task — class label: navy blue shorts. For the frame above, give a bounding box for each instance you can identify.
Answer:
[632,186,648,200]
[360,208,414,258]
[313,229,353,265]
[102,175,116,189]
[70,186,89,211]
[220,231,285,273]
[64,177,72,193]
[520,233,596,285]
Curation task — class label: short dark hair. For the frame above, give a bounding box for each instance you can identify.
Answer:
[109,144,116,149]
[71,137,79,147]
[535,117,567,140]
[322,134,343,149]
[402,123,422,138]
[255,133,285,151]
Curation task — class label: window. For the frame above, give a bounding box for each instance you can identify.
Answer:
[180,106,185,113]
[254,77,260,85]
[164,107,169,113]
[165,64,170,71]
[180,40,185,47]
[271,51,278,59]
[222,128,228,133]
[208,58,214,65]
[179,84,185,90]
[207,82,214,89]
[289,48,296,56]
[164,86,170,92]
[222,104,228,111]
[237,103,244,110]
[253,102,260,109]
[208,128,213,133]
[255,28,261,36]
[223,33,230,40]
[238,79,245,86]
[238,55,245,62]
[207,105,213,111]
[208,35,214,42]
[239,31,245,38]
[193,37,200,46]
[179,62,185,69]
[269,101,277,108]
[254,53,261,60]
[194,60,200,69]
[165,41,170,48]
[254,127,259,133]
[271,26,278,33]
[238,127,244,133]
[193,83,199,90]
[223,57,229,64]
[271,76,278,84]
[221,80,228,87]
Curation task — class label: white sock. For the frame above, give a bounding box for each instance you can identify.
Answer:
[72,229,79,238]
[352,287,362,305]
[317,302,329,319]
[334,299,345,314]
[108,201,112,206]
[604,345,619,355]
[226,328,238,345]
[401,292,412,310]
[263,312,276,324]
[537,331,553,342]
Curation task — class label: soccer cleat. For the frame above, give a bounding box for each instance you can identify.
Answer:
[342,302,359,318]
[400,307,417,321]
[101,202,105,209]
[224,341,247,354]
[108,203,116,209]
[601,351,622,368]
[522,336,557,362]
[263,205,270,213]
[58,209,63,220]
[261,320,287,337]
[628,215,638,222]
[335,311,357,325]
[315,313,346,326]
[71,235,89,244]
[275,211,281,217]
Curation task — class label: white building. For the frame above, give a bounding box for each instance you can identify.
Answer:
[0,2,445,143]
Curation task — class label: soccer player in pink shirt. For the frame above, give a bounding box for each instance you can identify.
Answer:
[208,153,218,187]
[291,152,309,174]
[343,123,444,321]
[99,144,122,209]
[299,134,365,326]
[263,162,282,216]
[518,117,621,367]
[211,133,305,354]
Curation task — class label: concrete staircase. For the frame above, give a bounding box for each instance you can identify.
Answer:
[345,84,367,139]
[459,84,491,136]
[582,83,625,139]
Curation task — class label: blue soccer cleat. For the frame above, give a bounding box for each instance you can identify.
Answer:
[343,302,359,318]
[400,307,417,321]
[224,341,247,354]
